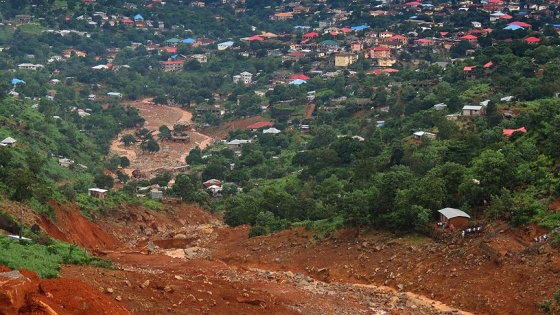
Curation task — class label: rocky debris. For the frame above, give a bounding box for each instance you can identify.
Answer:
[156,284,175,293]
[245,267,470,314]
[184,246,211,260]
[0,268,130,314]
[0,270,37,314]
[140,280,150,289]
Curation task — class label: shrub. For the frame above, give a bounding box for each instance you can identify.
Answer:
[0,236,111,278]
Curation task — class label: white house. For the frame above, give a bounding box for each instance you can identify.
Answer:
[462,105,484,117]
[217,41,234,50]
[0,137,17,147]
[227,139,252,149]
[412,131,436,140]
[107,92,122,98]
[233,71,253,84]
[18,63,44,70]
[433,103,447,110]
[263,127,281,134]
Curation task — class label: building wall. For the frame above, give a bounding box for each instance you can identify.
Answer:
[449,217,469,228]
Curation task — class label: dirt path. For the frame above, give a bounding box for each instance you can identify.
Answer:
[109,100,213,176]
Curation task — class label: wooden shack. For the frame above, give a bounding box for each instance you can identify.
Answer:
[438,208,470,228]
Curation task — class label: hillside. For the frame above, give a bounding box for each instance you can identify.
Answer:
[1,201,559,314]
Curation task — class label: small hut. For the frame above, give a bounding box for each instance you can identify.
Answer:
[438,208,470,228]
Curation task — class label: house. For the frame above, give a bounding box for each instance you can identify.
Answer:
[369,46,391,59]
[350,41,363,52]
[150,190,163,200]
[88,188,108,199]
[217,41,234,50]
[107,92,122,98]
[233,71,253,84]
[270,12,293,20]
[203,179,222,188]
[227,139,252,149]
[438,208,470,228]
[500,96,514,102]
[191,54,208,63]
[58,157,74,167]
[412,131,436,140]
[433,103,447,110]
[462,105,484,117]
[334,53,358,67]
[0,137,17,147]
[15,15,32,24]
[161,60,184,72]
[502,127,527,137]
[133,14,143,23]
[18,63,44,70]
[263,127,281,134]
[62,49,86,58]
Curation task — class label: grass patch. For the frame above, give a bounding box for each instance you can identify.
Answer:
[292,216,345,239]
[0,235,111,278]
[141,198,163,211]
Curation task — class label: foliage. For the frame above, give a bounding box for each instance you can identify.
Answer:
[0,235,111,278]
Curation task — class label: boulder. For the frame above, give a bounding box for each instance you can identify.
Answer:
[0,270,38,314]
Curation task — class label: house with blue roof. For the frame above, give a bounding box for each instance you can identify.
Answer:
[134,14,143,21]
[504,24,523,30]
[182,38,196,44]
[350,25,369,31]
[11,78,25,85]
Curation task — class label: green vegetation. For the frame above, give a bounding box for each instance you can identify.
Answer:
[0,235,111,278]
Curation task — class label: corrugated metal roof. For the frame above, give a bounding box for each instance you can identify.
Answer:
[438,208,470,219]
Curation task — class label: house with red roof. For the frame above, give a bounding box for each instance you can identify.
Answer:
[509,21,532,29]
[460,34,478,43]
[464,66,479,80]
[122,18,134,25]
[369,46,391,59]
[302,32,319,39]
[525,36,540,44]
[415,38,435,46]
[502,127,527,137]
[390,34,407,42]
[246,35,264,41]
[161,60,184,72]
[290,74,310,81]
[282,51,306,62]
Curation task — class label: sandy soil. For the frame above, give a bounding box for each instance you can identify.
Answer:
[109,100,213,177]
[2,200,560,315]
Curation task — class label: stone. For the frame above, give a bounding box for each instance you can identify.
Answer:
[174,275,184,280]
[0,271,37,314]
[115,295,122,301]
[140,280,150,289]
[124,280,131,287]
[174,234,187,239]
[106,287,114,293]
[164,285,174,293]
[397,284,404,291]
